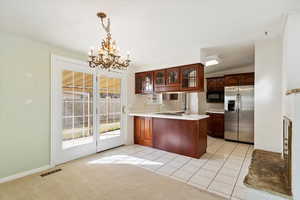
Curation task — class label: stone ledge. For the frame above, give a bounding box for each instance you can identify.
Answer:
[244,149,292,199]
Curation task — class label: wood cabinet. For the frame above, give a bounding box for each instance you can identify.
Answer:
[136,63,204,94]
[224,74,240,86]
[152,118,207,158]
[207,78,217,91]
[224,72,254,86]
[134,116,152,147]
[215,77,225,91]
[135,73,143,94]
[154,67,181,92]
[206,113,224,138]
[239,73,255,86]
[180,63,204,91]
[154,70,166,92]
[165,67,181,91]
[207,77,224,92]
[135,72,154,94]
[134,116,208,158]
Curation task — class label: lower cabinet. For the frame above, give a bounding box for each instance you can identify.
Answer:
[207,113,224,138]
[152,118,207,158]
[134,116,153,147]
[133,116,207,158]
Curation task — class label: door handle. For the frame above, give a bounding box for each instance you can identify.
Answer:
[236,94,240,111]
[122,106,126,114]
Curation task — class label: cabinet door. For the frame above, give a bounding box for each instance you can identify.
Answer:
[206,113,214,136]
[154,70,165,92]
[166,67,180,85]
[143,117,153,146]
[214,114,224,138]
[181,64,204,91]
[135,73,143,94]
[164,67,180,91]
[134,116,152,147]
[142,72,154,94]
[134,117,143,144]
[207,78,217,91]
[239,73,254,86]
[224,75,240,86]
[215,77,225,91]
[154,70,165,86]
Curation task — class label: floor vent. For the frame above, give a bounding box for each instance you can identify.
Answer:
[40,169,62,177]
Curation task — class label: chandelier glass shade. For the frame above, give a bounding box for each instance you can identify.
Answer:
[88,12,130,70]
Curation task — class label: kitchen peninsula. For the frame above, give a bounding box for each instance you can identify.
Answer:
[129,112,209,158]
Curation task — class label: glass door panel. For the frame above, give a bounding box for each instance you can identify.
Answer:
[53,59,97,165]
[62,70,94,149]
[97,75,123,151]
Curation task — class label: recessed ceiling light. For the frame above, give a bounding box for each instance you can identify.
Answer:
[204,55,220,67]
[205,59,219,66]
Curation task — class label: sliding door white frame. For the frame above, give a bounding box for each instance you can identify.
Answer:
[50,54,127,166]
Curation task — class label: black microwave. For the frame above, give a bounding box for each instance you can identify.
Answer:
[206,91,224,103]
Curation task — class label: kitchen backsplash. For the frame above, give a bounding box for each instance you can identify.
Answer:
[207,103,224,110]
[129,93,185,113]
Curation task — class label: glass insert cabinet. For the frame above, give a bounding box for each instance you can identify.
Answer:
[135,72,153,94]
[136,63,204,94]
[166,67,180,85]
[154,70,165,86]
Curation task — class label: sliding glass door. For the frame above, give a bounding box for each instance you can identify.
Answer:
[52,56,125,165]
[97,75,123,151]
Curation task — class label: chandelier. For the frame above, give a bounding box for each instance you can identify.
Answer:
[88,12,130,70]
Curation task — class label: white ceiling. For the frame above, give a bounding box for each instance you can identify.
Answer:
[0,0,298,70]
[201,42,255,74]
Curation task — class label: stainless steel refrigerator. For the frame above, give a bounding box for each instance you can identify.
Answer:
[224,85,254,143]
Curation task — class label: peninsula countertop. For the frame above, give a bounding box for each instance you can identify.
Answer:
[128,112,209,121]
[206,110,225,114]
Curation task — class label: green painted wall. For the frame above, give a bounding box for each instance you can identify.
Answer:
[0,32,86,178]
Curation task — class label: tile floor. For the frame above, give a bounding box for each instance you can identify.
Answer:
[88,136,253,200]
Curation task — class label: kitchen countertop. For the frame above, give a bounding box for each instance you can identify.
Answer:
[206,110,225,114]
[128,112,209,121]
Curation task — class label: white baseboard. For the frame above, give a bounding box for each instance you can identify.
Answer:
[0,165,51,184]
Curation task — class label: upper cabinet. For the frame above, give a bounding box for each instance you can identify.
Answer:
[239,73,255,86]
[136,63,204,94]
[180,64,204,91]
[165,67,181,92]
[135,72,154,94]
[154,70,166,92]
[207,77,224,92]
[154,70,165,86]
[224,74,240,86]
[143,72,154,94]
[224,72,254,86]
[135,73,143,94]
[166,67,180,85]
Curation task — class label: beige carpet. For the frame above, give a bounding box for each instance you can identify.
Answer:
[0,154,225,200]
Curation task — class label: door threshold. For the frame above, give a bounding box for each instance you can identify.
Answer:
[97,144,125,153]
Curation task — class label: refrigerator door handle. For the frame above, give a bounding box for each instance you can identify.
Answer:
[236,94,240,112]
